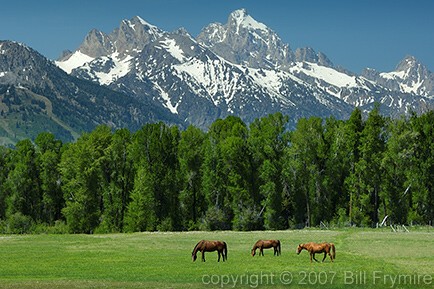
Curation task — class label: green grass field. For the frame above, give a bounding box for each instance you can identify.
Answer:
[0,228,433,288]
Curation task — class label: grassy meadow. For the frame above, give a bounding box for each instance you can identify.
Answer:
[0,228,433,288]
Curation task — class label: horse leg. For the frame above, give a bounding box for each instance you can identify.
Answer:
[202,251,205,262]
[217,251,221,262]
[260,248,264,256]
[322,252,327,262]
[312,253,319,262]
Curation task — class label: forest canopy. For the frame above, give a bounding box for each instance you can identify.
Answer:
[0,107,433,233]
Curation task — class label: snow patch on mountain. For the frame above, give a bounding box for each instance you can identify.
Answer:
[95,53,133,85]
[52,9,434,128]
[55,51,94,73]
[247,68,298,106]
[380,70,424,94]
[231,9,268,33]
[126,16,158,31]
[290,62,357,88]
[154,82,179,113]
[157,39,186,62]
[172,53,238,104]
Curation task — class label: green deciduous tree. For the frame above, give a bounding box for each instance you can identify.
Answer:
[6,139,41,221]
[35,132,63,225]
[407,111,434,224]
[1,105,433,231]
[249,112,289,230]
[0,146,11,220]
[380,117,414,224]
[125,122,181,231]
[99,128,133,232]
[284,117,326,227]
[354,105,386,226]
[178,125,206,230]
[60,125,112,233]
[202,116,255,230]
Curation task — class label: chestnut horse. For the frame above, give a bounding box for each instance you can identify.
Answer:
[251,239,281,256]
[192,240,227,262]
[296,242,335,263]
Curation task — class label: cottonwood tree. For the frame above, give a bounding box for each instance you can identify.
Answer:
[178,125,206,230]
[125,122,181,231]
[6,139,41,221]
[249,112,289,230]
[35,132,63,224]
[60,125,112,233]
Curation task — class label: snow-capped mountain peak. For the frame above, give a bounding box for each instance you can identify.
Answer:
[197,9,293,70]
[54,9,434,130]
[56,15,165,76]
[126,15,158,30]
[369,55,434,97]
[228,8,268,33]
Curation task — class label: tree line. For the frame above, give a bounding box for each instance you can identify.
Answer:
[0,106,433,233]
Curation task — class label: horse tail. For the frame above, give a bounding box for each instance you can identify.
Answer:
[223,241,228,261]
[277,240,281,255]
[330,243,336,260]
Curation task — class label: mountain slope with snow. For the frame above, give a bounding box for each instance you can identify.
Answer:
[55,9,434,129]
[0,40,180,146]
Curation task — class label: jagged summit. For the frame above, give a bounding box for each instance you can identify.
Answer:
[56,15,164,73]
[227,8,268,32]
[52,9,434,132]
[127,15,158,29]
[395,55,431,80]
[3,9,434,146]
[197,8,293,69]
[294,47,334,67]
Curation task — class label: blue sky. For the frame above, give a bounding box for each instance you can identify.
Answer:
[2,0,433,73]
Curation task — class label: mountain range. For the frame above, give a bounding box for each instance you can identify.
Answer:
[1,9,433,145]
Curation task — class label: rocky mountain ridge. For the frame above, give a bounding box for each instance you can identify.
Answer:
[1,9,433,145]
[0,40,179,146]
[56,8,434,130]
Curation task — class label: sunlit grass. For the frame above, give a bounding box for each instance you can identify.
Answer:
[0,229,432,288]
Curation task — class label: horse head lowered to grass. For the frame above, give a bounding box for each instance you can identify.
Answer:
[192,240,227,262]
[251,239,281,256]
[297,242,335,263]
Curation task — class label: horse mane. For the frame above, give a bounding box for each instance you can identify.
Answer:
[192,240,204,254]
[252,241,259,250]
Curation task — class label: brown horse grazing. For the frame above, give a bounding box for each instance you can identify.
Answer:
[251,240,281,256]
[296,242,335,263]
[192,240,227,262]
